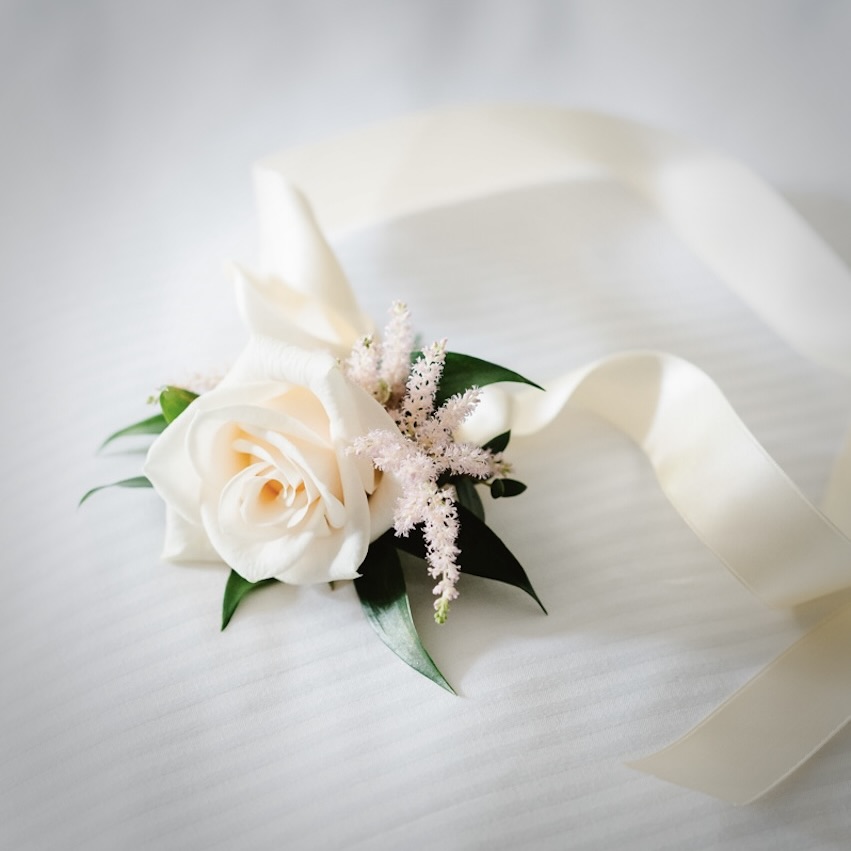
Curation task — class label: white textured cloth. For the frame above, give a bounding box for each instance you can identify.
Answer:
[3,3,851,849]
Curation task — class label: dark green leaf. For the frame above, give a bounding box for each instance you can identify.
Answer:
[221,570,278,630]
[159,386,199,424]
[409,351,542,404]
[393,506,546,613]
[491,478,528,499]
[451,476,485,522]
[355,533,454,693]
[454,506,544,610]
[99,413,168,450]
[483,430,511,454]
[437,352,543,405]
[79,476,153,506]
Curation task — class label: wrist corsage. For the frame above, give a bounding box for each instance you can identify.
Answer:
[85,187,544,693]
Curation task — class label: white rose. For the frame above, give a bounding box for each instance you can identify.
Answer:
[144,338,400,584]
[234,179,373,356]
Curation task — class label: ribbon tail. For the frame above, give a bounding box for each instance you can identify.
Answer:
[629,603,851,803]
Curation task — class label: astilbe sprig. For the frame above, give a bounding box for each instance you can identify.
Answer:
[345,301,413,407]
[346,304,510,623]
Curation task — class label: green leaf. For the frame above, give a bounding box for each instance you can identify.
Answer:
[221,570,278,630]
[483,430,511,454]
[159,386,199,424]
[451,476,485,522]
[436,352,543,405]
[491,478,528,499]
[79,476,153,506]
[454,505,544,611]
[355,533,454,693]
[99,413,168,450]
[393,506,546,613]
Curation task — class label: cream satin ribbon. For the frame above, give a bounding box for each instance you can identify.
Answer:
[252,105,851,804]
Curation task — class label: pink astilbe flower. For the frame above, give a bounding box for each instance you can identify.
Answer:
[396,340,446,438]
[348,313,511,623]
[431,388,482,438]
[344,335,381,398]
[439,441,505,479]
[344,302,414,406]
[380,302,415,404]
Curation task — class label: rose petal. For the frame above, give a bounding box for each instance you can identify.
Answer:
[147,342,404,584]
[161,507,222,563]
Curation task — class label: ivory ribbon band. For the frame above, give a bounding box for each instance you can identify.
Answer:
[253,105,851,804]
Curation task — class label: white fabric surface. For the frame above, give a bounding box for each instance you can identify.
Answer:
[3,2,851,849]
